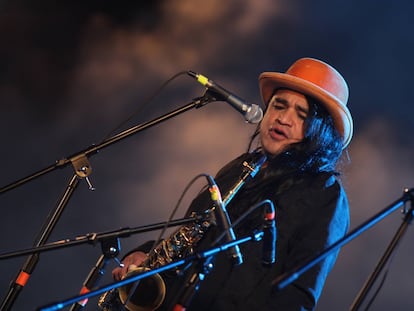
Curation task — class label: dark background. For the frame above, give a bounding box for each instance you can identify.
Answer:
[1,1,414,310]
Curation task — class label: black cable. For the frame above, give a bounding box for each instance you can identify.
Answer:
[149,173,212,254]
[213,199,274,245]
[100,70,189,143]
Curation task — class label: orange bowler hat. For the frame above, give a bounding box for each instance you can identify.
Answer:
[259,58,353,148]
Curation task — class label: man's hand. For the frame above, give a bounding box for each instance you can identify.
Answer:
[112,251,148,281]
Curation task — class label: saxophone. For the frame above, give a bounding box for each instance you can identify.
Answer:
[98,153,267,311]
[98,209,215,311]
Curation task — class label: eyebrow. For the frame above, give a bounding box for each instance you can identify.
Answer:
[272,97,309,114]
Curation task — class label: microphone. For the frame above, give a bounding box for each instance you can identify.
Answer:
[262,202,276,266]
[207,176,243,266]
[187,70,263,124]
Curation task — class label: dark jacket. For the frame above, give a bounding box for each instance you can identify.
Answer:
[140,152,349,311]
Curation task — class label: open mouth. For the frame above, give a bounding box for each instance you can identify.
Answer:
[270,126,288,139]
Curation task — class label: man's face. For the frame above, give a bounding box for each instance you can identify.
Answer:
[259,89,309,156]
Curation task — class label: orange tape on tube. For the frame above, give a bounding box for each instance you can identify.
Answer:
[16,271,30,286]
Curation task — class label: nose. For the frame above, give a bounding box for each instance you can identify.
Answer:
[276,109,293,126]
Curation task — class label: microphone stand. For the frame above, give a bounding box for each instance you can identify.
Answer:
[0,216,201,261]
[36,231,265,311]
[68,245,118,311]
[0,215,201,310]
[272,188,414,308]
[0,174,81,311]
[0,94,215,310]
[349,193,414,310]
[172,200,275,311]
[172,256,214,311]
[1,95,214,194]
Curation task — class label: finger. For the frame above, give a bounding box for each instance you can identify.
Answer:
[112,269,120,281]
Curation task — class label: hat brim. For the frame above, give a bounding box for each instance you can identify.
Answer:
[259,72,353,148]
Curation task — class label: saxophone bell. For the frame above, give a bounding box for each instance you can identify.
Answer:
[118,266,166,311]
[98,266,166,311]
[98,210,215,311]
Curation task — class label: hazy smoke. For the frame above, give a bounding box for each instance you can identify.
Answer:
[1,1,413,310]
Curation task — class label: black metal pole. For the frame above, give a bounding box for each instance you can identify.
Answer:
[273,188,413,291]
[0,96,214,310]
[37,233,261,311]
[69,254,109,311]
[349,203,414,310]
[0,174,80,311]
[0,97,211,194]
[0,215,200,261]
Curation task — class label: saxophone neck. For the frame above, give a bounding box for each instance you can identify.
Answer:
[222,153,267,205]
